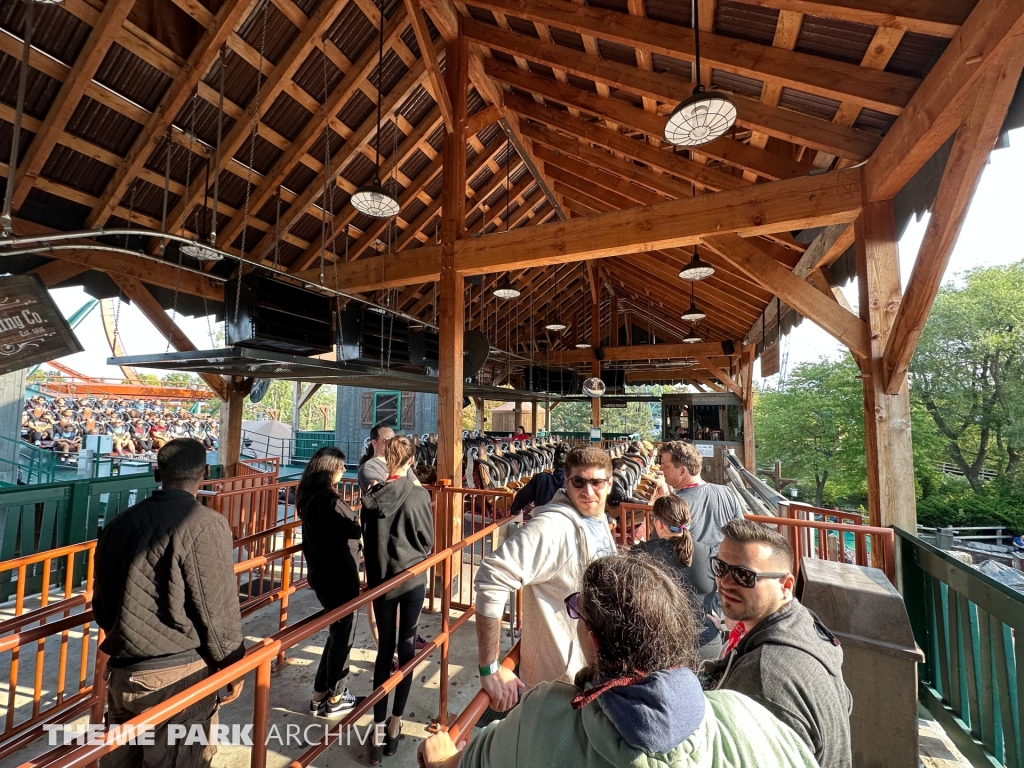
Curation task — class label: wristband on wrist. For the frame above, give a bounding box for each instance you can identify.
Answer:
[478,660,500,676]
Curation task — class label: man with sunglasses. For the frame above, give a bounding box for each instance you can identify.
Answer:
[706,519,852,768]
[474,447,616,712]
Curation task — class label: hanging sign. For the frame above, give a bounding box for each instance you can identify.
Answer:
[760,342,780,378]
[0,275,83,376]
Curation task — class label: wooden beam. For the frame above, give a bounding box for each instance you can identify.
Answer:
[548,341,734,365]
[456,168,862,277]
[487,59,813,181]
[882,55,1023,394]
[703,233,871,360]
[685,368,726,393]
[11,0,138,210]
[108,274,228,400]
[464,19,882,162]
[11,219,225,301]
[467,104,502,136]
[28,260,90,288]
[695,355,742,396]
[863,0,1024,202]
[739,0,969,37]
[216,5,412,251]
[792,223,856,277]
[507,94,746,192]
[86,0,253,228]
[406,0,455,132]
[466,0,919,114]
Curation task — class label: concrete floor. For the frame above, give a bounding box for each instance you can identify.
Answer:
[1,581,511,768]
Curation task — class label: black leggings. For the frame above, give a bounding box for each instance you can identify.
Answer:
[371,582,426,723]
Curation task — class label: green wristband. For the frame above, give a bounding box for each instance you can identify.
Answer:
[478,661,500,676]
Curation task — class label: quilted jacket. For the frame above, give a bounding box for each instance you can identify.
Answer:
[94,488,245,671]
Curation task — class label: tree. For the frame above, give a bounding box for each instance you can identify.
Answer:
[241,381,338,430]
[910,262,1024,490]
[549,385,664,440]
[754,355,866,506]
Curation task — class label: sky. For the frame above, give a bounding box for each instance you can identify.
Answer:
[33,127,1024,384]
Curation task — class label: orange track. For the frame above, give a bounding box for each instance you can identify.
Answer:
[40,361,216,401]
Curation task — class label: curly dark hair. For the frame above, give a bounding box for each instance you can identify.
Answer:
[577,552,699,681]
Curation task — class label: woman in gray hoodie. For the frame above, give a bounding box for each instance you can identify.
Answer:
[360,436,434,764]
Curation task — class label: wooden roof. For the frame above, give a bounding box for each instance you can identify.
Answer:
[2,0,1019,389]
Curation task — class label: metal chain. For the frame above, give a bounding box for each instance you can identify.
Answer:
[319,37,333,286]
[113,182,138,348]
[210,46,226,247]
[235,0,271,324]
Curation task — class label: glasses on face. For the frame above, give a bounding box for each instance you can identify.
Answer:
[567,476,609,490]
[710,556,787,589]
[564,592,582,620]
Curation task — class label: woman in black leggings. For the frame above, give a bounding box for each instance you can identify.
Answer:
[360,436,434,764]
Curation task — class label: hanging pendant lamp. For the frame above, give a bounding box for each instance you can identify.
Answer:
[493,276,521,299]
[683,325,703,343]
[575,341,592,349]
[679,246,715,280]
[681,281,706,322]
[545,319,567,332]
[664,0,736,147]
[352,0,399,218]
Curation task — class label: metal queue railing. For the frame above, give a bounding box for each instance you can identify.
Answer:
[16,511,521,768]
[0,514,307,760]
[611,500,895,585]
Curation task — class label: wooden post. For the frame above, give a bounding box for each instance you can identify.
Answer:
[855,200,916,533]
[473,397,485,432]
[741,344,756,471]
[531,400,538,435]
[590,294,601,430]
[218,378,245,477]
[436,22,468,537]
[513,401,523,430]
[545,398,551,432]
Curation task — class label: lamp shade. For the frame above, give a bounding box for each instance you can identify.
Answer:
[664,87,737,147]
[683,327,703,343]
[679,252,715,281]
[351,180,400,218]
[545,321,567,332]
[574,341,592,349]
[493,279,520,299]
[180,242,224,261]
[681,301,706,322]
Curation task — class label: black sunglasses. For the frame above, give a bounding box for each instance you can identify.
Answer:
[567,476,609,490]
[710,556,787,589]
[564,592,582,620]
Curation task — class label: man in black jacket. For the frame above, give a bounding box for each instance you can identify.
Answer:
[94,439,245,768]
[705,518,853,768]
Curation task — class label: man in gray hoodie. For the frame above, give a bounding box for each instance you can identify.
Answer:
[706,518,853,768]
[474,446,616,712]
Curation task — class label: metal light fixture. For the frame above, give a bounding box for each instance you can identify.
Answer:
[683,324,703,344]
[180,242,224,262]
[351,0,399,219]
[493,276,520,299]
[545,320,567,332]
[575,341,592,349]
[681,281,706,322]
[678,247,715,280]
[664,0,736,147]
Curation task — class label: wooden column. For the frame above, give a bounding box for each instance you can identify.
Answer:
[473,397,485,432]
[436,22,468,506]
[218,378,246,477]
[741,344,756,471]
[855,201,916,532]
[545,398,551,432]
[531,400,539,434]
[513,401,523,429]
[591,298,601,430]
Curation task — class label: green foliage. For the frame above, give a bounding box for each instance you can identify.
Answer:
[917,476,1024,534]
[910,261,1024,490]
[549,386,663,440]
[754,355,866,506]
[242,381,337,430]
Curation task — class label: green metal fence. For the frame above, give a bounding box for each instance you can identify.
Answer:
[0,473,159,599]
[898,527,1023,768]
[0,434,57,486]
[293,431,336,463]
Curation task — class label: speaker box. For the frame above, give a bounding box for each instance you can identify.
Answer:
[225,273,334,355]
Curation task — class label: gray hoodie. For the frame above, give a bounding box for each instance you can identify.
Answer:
[707,599,853,768]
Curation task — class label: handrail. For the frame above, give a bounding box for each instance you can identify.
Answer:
[447,643,521,743]
[17,510,521,768]
[725,451,785,508]
[898,528,1024,768]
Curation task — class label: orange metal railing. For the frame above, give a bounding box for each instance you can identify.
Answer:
[17,507,520,768]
